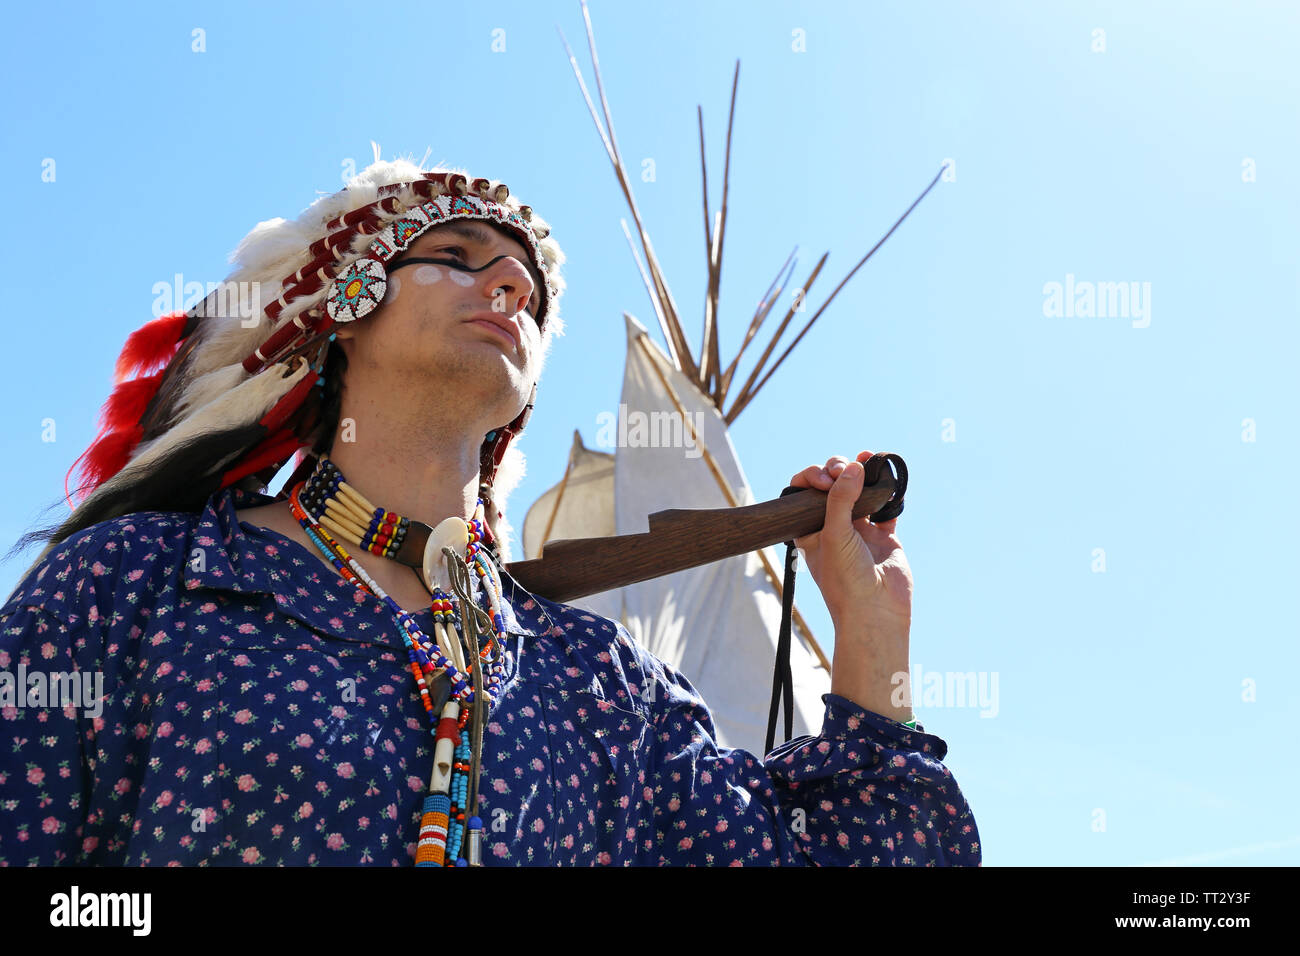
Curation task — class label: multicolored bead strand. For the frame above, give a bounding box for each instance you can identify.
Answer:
[289,490,447,722]
[414,792,451,867]
[446,706,473,864]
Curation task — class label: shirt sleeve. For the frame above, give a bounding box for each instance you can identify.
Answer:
[0,532,122,866]
[0,603,93,865]
[631,625,982,866]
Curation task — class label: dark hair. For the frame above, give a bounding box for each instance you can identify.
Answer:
[312,338,348,458]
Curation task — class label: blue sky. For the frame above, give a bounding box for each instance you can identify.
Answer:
[2,0,1296,866]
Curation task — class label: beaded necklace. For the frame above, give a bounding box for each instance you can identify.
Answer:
[288,456,512,867]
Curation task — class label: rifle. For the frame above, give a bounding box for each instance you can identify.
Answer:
[505,452,907,602]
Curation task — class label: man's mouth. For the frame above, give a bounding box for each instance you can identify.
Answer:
[464,313,521,351]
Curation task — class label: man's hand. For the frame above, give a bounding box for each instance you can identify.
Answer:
[789,450,914,722]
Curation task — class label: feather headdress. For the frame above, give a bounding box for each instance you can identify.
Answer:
[55,145,567,564]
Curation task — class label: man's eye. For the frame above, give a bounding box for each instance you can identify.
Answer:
[437,243,542,322]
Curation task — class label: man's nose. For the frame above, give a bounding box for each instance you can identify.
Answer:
[481,255,535,317]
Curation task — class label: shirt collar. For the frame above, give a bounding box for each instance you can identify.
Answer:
[182,487,547,641]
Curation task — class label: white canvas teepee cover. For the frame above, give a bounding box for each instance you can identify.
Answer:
[520,431,616,554]
[523,314,830,754]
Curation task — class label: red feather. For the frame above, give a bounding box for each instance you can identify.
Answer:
[98,372,164,433]
[66,424,144,506]
[114,311,188,382]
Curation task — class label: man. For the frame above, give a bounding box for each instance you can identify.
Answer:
[0,156,981,865]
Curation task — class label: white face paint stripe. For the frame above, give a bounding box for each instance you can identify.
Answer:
[447,269,474,288]
[412,264,443,285]
[384,273,401,301]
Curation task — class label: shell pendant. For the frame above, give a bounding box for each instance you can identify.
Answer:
[421,516,470,594]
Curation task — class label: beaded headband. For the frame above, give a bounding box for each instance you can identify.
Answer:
[240,175,558,377]
[324,193,554,326]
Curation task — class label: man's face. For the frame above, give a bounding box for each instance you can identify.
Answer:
[334,219,545,424]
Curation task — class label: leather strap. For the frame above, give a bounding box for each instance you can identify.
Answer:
[765,487,803,755]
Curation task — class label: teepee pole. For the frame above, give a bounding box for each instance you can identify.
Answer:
[699,62,740,404]
[621,219,681,371]
[697,104,715,387]
[718,246,798,402]
[725,253,830,425]
[709,62,739,405]
[559,4,699,381]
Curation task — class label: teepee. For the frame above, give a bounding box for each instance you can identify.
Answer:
[524,3,945,753]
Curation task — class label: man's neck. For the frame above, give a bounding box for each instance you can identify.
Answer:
[323,396,491,531]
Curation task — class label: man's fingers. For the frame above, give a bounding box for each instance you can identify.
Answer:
[791,450,877,491]
[791,464,835,489]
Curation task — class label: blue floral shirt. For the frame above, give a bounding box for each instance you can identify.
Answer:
[0,487,981,866]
